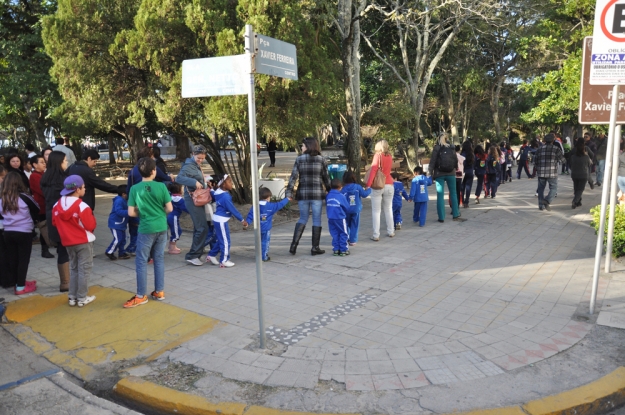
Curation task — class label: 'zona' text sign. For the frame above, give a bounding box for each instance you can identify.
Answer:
[590,0,625,84]
[255,34,298,81]
[182,55,250,98]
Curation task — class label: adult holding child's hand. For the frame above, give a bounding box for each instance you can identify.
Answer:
[176,145,209,266]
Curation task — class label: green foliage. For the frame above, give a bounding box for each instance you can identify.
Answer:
[0,0,61,145]
[590,204,625,257]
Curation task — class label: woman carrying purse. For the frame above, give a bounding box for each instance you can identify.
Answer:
[175,145,209,266]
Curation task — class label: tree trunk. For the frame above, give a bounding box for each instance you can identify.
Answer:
[175,133,190,161]
[338,0,366,179]
[124,124,143,162]
[441,78,459,139]
[490,80,503,139]
[21,95,47,147]
[108,134,116,164]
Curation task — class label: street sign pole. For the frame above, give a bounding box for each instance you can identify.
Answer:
[591,84,619,315]
[606,123,622,273]
[245,24,266,348]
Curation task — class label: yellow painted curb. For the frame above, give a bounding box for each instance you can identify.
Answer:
[114,377,247,415]
[245,406,359,415]
[442,408,526,415]
[523,367,625,415]
[115,367,625,415]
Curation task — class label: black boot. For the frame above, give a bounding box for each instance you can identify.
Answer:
[41,242,54,259]
[289,223,306,255]
[311,226,325,255]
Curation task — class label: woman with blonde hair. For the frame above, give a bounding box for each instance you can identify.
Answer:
[366,139,395,240]
[428,134,466,223]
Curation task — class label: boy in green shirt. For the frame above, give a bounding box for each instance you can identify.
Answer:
[123,158,173,308]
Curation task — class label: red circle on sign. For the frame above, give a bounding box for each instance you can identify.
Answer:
[602,0,625,42]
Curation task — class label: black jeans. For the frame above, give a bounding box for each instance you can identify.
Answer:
[475,174,485,197]
[4,231,33,287]
[269,151,276,165]
[572,178,586,205]
[488,174,498,197]
[462,174,474,205]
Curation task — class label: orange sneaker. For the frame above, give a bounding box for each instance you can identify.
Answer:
[123,295,148,308]
[150,291,165,301]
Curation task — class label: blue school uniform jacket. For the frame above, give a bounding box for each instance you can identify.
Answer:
[409,175,432,203]
[108,195,128,230]
[393,182,410,207]
[486,155,500,174]
[167,194,188,220]
[326,190,350,220]
[212,189,244,222]
[341,183,371,214]
[246,198,289,232]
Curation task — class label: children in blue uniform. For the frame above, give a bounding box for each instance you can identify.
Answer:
[409,166,432,227]
[206,175,248,267]
[106,185,131,260]
[326,179,351,256]
[340,171,371,246]
[166,182,189,254]
[391,172,410,230]
[245,187,290,262]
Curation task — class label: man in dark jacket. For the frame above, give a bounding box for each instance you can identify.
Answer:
[67,149,119,211]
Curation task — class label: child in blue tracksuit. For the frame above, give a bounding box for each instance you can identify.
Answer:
[245,187,290,262]
[206,175,248,268]
[167,182,189,254]
[409,167,432,227]
[340,171,371,246]
[106,185,131,260]
[391,172,410,230]
[326,179,351,256]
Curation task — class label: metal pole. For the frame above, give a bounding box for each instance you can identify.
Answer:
[606,124,622,273]
[590,84,619,314]
[245,24,266,348]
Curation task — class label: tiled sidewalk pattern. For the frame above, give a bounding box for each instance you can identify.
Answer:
[1,166,609,391]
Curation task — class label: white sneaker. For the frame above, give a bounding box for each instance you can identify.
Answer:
[186,258,204,266]
[220,260,235,268]
[78,295,96,307]
[69,298,76,307]
[206,255,219,265]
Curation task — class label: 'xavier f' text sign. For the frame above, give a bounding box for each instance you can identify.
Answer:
[255,34,298,81]
[590,0,625,84]
[580,37,625,123]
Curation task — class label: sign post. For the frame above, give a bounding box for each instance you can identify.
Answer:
[245,25,267,349]
[182,26,298,346]
[588,0,625,314]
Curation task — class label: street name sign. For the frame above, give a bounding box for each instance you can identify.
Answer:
[590,0,625,84]
[255,34,298,80]
[580,37,625,123]
[181,54,250,98]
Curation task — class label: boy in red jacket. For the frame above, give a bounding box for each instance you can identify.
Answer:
[52,175,97,307]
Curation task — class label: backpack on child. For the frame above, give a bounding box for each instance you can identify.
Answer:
[436,144,457,173]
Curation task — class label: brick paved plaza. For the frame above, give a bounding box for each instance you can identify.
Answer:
[1,161,618,393]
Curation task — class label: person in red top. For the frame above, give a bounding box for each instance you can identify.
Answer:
[366,139,395,240]
[29,154,54,259]
[52,175,97,307]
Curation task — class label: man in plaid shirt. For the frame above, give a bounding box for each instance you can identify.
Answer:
[534,133,566,211]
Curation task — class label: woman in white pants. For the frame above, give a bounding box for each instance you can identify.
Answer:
[366,140,395,241]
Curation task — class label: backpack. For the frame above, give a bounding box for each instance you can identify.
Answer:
[436,144,457,173]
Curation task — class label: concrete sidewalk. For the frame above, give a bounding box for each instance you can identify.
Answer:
[0,326,140,415]
[2,167,625,414]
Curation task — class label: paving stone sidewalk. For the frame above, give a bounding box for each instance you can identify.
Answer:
[0,167,615,393]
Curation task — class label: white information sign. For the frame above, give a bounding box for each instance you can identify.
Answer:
[181,54,250,98]
[590,0,625,84]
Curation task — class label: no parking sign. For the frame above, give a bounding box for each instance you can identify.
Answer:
[590,0,625,84]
